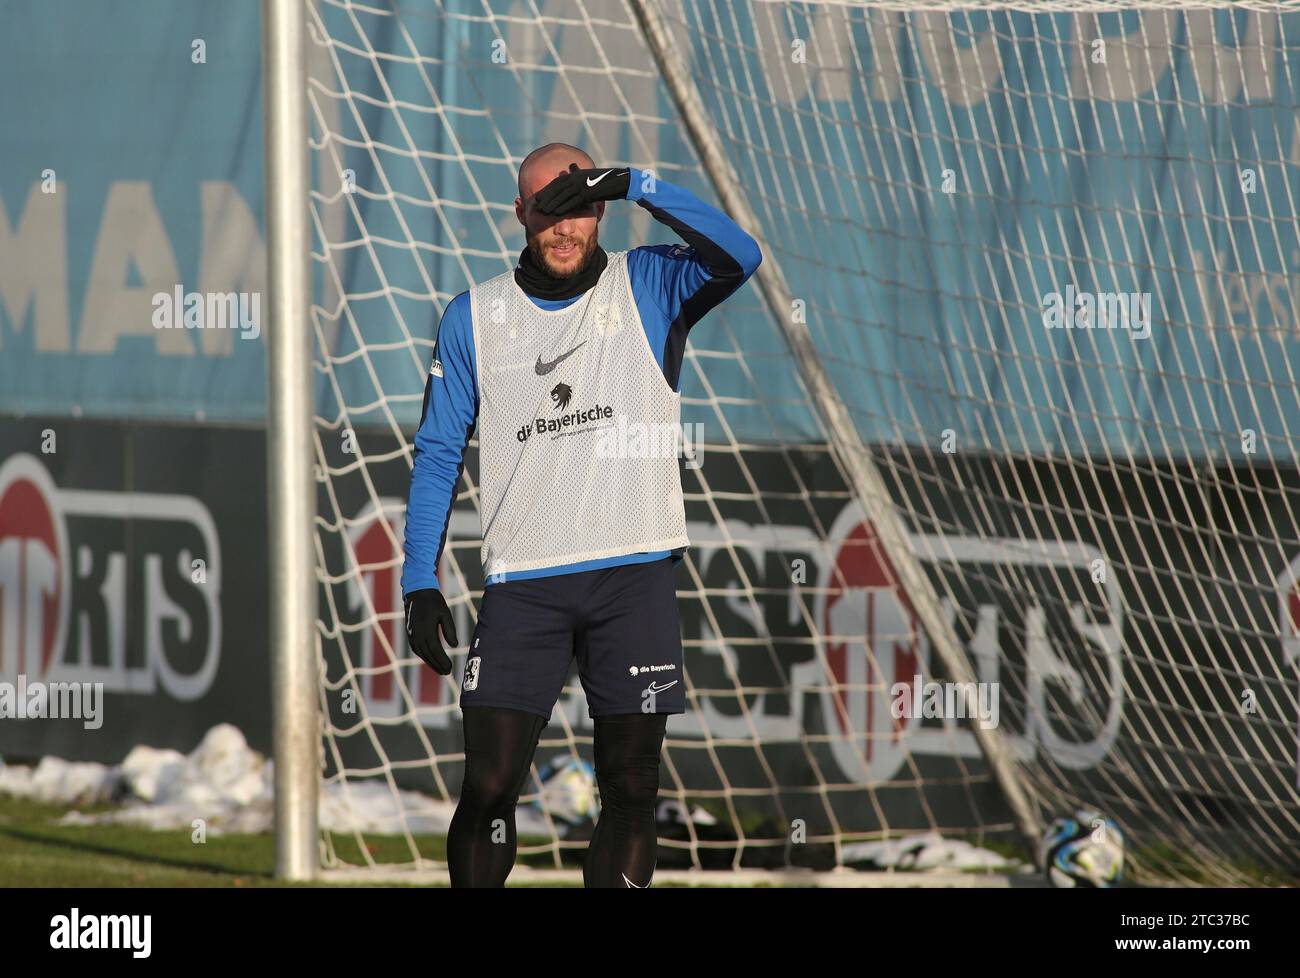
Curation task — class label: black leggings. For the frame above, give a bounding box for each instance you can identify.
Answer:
[447,706,667,888]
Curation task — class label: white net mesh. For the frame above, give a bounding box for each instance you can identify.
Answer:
[306,0,1300,883]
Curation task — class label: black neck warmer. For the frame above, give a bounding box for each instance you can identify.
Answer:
[514,242,608,301]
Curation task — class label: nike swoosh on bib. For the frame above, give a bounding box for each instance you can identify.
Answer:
[535,341,586,375]
[586,169,615,187]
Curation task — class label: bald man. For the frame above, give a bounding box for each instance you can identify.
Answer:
[401,143,761,887]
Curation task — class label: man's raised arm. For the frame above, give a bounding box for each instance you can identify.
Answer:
[624,167,763,387]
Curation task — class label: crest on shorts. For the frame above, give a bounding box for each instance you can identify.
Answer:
[463,656,481,691]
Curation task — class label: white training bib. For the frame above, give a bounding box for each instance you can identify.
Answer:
[469,249,688,578]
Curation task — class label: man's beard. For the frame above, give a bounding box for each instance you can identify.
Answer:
[529,231,599,278]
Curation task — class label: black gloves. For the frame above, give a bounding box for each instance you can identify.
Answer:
[531,164,631,215]
[403,588,458,675]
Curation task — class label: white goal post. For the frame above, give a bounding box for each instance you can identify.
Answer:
[264,0,319,881]
[266,0,1300,885]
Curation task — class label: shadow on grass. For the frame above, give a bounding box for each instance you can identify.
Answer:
[0,820,275,879]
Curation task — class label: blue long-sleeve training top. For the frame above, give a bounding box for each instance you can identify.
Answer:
[401,168,762,596]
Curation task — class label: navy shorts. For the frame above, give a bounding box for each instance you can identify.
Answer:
[459,557,686,721]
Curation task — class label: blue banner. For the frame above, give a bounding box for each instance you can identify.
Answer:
[2,3,1298,461]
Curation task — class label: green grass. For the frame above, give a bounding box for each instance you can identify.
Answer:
[0,793,576,886]
[0,793,841,886]
[0,794,295,887]
[18,792,1274,888]
[1129,840,1289,887]
[0,791,784,886]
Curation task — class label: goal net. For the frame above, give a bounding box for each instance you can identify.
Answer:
[304,0,1300,884]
